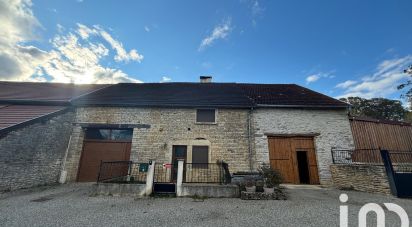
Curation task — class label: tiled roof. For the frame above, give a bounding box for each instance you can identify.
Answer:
[0,105,67,132]
[0,82,107,133]
[239,83,348,107]
[0,82,108,104]
[72,83,254,108]
[73,83,348,108]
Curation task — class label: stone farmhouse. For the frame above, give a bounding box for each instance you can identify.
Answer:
[0,77,355,191]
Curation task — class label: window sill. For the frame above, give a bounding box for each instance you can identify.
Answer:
[195,122,217,125]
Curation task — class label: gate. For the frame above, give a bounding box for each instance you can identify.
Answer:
[153,163,175,194]
[381,150,412,198]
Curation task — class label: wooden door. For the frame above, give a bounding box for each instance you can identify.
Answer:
[292,137,320,184]
[171,145,187,181]
[268,137,297,183]
[268,137,319,184]
[77,140,131,182]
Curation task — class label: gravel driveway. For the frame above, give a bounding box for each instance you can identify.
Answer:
[0,183,411,227]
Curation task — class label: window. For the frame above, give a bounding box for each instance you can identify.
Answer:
[192,146,209,168]
[196,109,216,123]
[85,128,133,141]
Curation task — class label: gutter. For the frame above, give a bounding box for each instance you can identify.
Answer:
[255,104,349,109]
[0,100,69,106]
[247,107,254,171]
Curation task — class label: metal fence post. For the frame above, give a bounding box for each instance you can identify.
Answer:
[380,149,398,196]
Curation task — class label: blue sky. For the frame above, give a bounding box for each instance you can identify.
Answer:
[1,0,412,104]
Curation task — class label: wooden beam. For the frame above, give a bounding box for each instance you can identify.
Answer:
[264,133,320,138]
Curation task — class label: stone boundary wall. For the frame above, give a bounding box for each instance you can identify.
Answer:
[330,164,391,195]
[180,184,239,198]
[92,183,146,197]
[0,111,74,191]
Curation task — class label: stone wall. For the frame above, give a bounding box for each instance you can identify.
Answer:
[64,107,251,182]
[330,164,391,194]
[253,108,354,184]
[180,184,240,198]
[0,110,74,191]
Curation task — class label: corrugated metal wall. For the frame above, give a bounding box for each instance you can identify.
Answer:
[350,117,412,151]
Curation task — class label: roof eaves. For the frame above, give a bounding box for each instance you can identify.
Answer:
[0,100,70,106]
[73,103,253,108]
[255,104,349,109]
[0,107,71,137]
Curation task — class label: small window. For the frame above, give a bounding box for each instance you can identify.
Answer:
[192,146,209,168]
[196,109,216,123]
[85,128,133,141]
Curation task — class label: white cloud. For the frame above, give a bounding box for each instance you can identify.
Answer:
[251,0,264,16]
[160,76,171,83]
[305,71,334,84]
[56,24,64,33]
[240,0,264,26]
[144,26,150,32]
[306,74,320,83]
[0,0,46,81]
[336,55,412,99]
[335,80,357,89]
[97,27,144,62]
[75,23,143,63]
[199,18,232,51]
[0,0,143,84]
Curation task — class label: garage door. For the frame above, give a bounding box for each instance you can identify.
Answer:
[268,137,319,184]
[77,128,133,182]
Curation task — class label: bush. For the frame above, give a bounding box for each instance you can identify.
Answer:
[244,176,256,187]
[258,164,282,188]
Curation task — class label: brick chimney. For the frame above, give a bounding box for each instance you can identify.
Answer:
[200,76,212,83]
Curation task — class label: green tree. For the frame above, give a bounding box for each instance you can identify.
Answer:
[405,111,412,123]
[398,65,412,108]
[340,97,407,121]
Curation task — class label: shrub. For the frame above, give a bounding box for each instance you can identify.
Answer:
[258,164,282,188]
[244,176,256,187]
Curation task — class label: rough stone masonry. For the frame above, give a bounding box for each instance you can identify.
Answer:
[0,111,74,191]
[63,107,251,182]
[253,108,354,184]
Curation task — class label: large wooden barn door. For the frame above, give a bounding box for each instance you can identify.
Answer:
[268,137,319,184]
[268,137,297,183]
[77,141,131,182]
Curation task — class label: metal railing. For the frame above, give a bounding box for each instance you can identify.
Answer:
[331,148,383,164]
[332,148,412,169]
[97,161,148,183]
[183,162,230,184]
[153,163,173,183]
[389,151,412,173]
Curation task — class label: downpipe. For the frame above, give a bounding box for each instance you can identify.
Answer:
[247,107,254,172]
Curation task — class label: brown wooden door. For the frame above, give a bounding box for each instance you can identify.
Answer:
[77,140,131,182]
[268,137,319,184]
[292,137,320,184]
[171,145,187,182]
[268,137,297,183]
